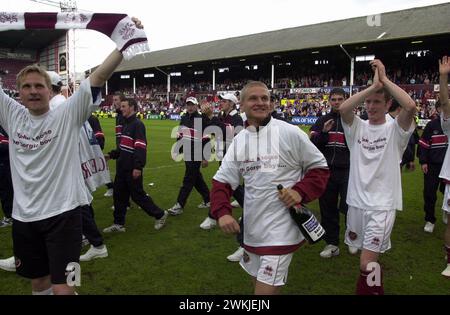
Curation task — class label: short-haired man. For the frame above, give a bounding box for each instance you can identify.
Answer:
[167,96,211,215]
[437,56,450,277]
[199,93,244,230]
[104,98,168,232]
[211,81,329,295]
[339,59,417,294]
[103,92,126,197]
[47,71,65,110]
[0,18,144,295]
[310,88,356,258]
[418,100,448,233]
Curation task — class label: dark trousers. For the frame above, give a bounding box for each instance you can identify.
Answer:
[0,162,13,218]
[319,167,349,246]
[81,204,103,247]
[177,161,210,208]
[236,216,244,246]
[113,170,164,225]
[423,163,445,224]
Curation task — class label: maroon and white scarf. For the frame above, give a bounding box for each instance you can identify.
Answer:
[0,12,149,60]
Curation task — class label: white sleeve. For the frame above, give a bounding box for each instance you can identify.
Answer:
[341,115,361,150]
[294,128,328,172]
[0,88,23,134]
[65,78,102,127]
[213,137,241,190]
[394,118,414,152]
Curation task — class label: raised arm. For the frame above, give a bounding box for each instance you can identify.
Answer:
[339,63,382,126]
[89,18,143,87]
[439,56,450,118]
[373,59,416,131]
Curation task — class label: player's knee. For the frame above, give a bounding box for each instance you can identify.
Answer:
[31,275,51,292]
[360,259,374,272]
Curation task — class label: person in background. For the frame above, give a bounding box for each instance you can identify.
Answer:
[418,100,448,233]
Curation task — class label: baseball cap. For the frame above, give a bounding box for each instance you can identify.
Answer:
[219,93,238,104]
[186,96,198,105]
[47,71,62,87]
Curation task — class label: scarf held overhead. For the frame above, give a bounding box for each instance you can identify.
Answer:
[0,12,149,60]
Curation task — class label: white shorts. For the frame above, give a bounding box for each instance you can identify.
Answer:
[345,206,396,253]
[239,250,293,286]
[443,184,450,213]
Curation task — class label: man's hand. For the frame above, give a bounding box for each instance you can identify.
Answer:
[278,187,302,208]
[218,214,240,234]
[322,119,334,133]
[439,56,450,76]
[201,160,208,168]
[131,17,144,29]
[200,102,213,119]
[132,169,142,179]
[421,163,428,174]
[104,154,110,161]
[370,59,388,83]
[370,60,384,90]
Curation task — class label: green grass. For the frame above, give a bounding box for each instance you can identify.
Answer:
[0,119,449,295]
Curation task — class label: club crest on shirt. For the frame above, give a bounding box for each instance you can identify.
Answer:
[348,231,357,241]
[263,265,273,277]
[371,237,380,246]
[243,251,250,263]
[15,258,21,269]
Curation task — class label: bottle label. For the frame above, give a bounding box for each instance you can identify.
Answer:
[301,214,325,242]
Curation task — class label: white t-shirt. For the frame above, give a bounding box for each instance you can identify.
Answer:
[439,116,450,182]
[51,94,111,193]
[213,118,328,248]
[342,116,413,211]
[0,79,101,222]
[49,94,66,110]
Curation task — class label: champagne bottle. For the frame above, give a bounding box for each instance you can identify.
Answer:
[277,184,325,244]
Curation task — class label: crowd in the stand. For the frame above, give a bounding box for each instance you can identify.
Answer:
[99,80,439,121]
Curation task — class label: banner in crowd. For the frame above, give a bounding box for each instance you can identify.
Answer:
[217,91,238,97]
[418,119,431,128]
[290,88,321,94]
[147,115,160,120]
[434,84,450,92]
[289,86,356,95]
[290,116,319,125]
[169,114,181,120]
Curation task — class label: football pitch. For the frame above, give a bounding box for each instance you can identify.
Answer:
[0,119,449,295]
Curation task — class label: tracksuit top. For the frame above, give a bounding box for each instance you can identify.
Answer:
[115,110,125,148]
[418,116,448,165]
[177,111,210,161]
[109,114,147,172]
[310,111,350,169]
[208,109,243,159]
[0,125,9,162]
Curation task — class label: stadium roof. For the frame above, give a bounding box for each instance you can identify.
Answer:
[0,29,67,51]
[116,2,450,72]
